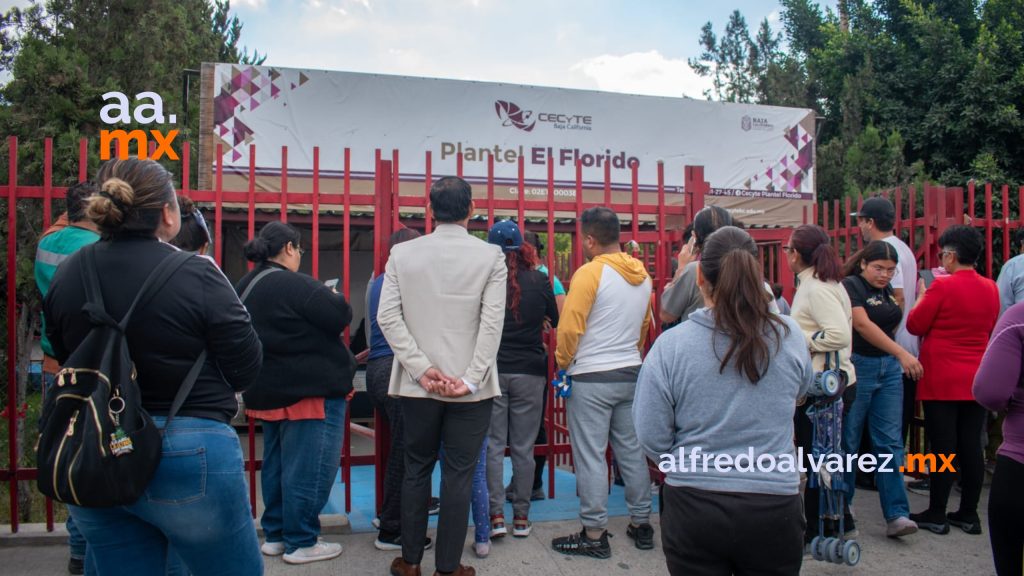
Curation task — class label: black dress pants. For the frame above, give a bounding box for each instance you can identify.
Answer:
[365,356,403,536]
[400,397,493,573]
[921,400,986,517]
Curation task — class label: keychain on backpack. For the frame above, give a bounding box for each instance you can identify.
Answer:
[552,370,572,399]
[108,393,134,457]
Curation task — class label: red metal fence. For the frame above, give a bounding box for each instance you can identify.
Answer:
[6,135,1019,532]
[2,136,697,532]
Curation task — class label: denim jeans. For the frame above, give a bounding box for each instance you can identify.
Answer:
[471,437,489,544]
[260,397,346,553]
[842,353,911,521]
[70,417,262,576]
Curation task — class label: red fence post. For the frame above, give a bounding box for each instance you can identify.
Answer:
[986,183,993,278]
[6,136,19,533]
[312,147,321,280]
[280,147,288,223]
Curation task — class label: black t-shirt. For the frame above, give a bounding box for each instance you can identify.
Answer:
[842,274,903,357]
[497,268,560,376]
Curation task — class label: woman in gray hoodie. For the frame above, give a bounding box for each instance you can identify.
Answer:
[634,226,813,576]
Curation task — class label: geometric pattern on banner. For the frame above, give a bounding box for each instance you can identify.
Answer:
[213,66,310,162]
[751,123,815,194]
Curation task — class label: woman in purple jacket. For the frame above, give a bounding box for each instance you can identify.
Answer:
[973,301,1024,576]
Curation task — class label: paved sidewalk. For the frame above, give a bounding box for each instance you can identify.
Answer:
[0,487,998,575]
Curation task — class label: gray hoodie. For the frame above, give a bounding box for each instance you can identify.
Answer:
[634,308,813,495]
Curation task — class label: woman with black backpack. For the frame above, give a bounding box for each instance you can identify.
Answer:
[43,158,265,575]
[236,221,355,565]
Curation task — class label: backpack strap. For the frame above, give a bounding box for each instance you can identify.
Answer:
[118,250,195,331]
[165,265,280,429]
[239,266,281,303]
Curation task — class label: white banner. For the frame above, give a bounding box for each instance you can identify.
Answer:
[204,64,815,226]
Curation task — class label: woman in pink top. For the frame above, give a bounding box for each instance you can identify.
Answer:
[973,300,1024,575]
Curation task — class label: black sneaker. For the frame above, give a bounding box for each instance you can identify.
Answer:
[68,557,85,575]
[428,497,440,516]
[842,513,858,538]
[947,511,982,535]
[374,531,433,551]
[626,523,655,550]
[552,528,612,559]
[909,511,950,535]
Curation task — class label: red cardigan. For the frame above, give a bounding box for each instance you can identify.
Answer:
[907,269,999,401]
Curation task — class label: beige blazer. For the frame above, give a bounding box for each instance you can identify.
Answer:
[377,224,507,402]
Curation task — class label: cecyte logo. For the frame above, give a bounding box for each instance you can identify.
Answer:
[495,100,536,132]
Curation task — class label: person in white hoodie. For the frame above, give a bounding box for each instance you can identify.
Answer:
[552,207,654,560]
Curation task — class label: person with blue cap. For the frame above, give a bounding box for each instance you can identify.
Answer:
[483,220,559,551]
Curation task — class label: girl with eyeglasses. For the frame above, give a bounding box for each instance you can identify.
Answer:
[840,240,920,537]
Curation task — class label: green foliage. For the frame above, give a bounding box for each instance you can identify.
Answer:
[692,0,1024,201]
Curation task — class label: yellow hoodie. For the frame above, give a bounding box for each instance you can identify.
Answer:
[556,252,653,374]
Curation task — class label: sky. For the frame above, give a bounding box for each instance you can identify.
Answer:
[230,0,796,98]
[0,0,839,98]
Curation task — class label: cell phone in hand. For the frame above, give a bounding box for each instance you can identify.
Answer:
[324,278,340,290]
[919,269,935,288]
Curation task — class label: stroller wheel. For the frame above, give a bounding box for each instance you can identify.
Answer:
[826,538,842,564]
[842,540,861,566]
[810,536,824,561]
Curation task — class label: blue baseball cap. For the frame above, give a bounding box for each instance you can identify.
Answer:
[488,220,523,252]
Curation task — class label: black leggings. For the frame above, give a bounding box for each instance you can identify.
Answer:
[989,455,1024,576]
[921,401,987,517]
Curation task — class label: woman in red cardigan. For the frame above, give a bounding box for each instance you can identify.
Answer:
[907,225,999,536]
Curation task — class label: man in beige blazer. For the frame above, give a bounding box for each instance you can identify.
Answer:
[378,176,507,576]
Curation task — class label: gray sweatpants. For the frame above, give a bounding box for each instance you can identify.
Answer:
[486,373,546,518]
[567,380,652,529]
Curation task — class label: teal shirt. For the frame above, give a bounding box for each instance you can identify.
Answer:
[35,225,100,357]
[537,264,566,296]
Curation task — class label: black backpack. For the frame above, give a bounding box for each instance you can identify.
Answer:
[36,246,205,508]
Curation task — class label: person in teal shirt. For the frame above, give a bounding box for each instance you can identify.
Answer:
[32,180,99,575]
[35,182,101,364]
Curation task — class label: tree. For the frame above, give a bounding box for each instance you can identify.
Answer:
[689,10,759,102]
[0,0,261,522]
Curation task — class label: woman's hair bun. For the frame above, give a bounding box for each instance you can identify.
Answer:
[85,178,135,230]
[243,236,271,262]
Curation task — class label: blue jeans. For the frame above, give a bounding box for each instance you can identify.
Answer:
[70,417,262,576]
[260,397,346,553]
[842,353,911,521]
[471,438,489,544]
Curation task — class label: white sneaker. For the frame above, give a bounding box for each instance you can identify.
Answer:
[261,541,284,556]
[473,541,490,558]
[372,517,381,529]
[282,540,343,565]
[886,516,919,538]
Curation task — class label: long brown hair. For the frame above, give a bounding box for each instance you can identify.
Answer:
[506,242,539,321]
[790,224,843,282]
[700,226,788,383]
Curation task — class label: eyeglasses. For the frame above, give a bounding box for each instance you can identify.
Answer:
[940,249,955,259]
[781,245,794,253]
[290,242,305,256]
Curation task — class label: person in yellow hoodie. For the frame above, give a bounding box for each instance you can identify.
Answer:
[552,207,654,559]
